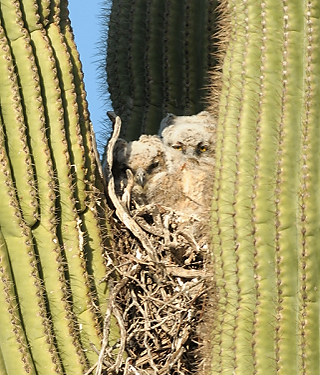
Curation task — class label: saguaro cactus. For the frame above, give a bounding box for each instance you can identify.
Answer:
[105,0,219,140]
[211,0,320,373]
[0,1,117,374]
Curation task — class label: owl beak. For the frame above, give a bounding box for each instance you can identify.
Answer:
[187,156,200,165]
[135,168,146,187]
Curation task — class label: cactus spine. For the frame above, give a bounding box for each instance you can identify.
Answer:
[0,1,117,374]
[106,0,219,140]
[211,0,320,373]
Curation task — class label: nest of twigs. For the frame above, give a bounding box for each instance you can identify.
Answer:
[94,117,214,375]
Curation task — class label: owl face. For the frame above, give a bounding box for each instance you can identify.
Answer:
[126,135,167,187]
[169,127,214,158]
[161,121,216,166]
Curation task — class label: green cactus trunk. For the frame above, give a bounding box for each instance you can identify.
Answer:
[106,0,219,140]
[211,0,320,373]
[0,1,117,374]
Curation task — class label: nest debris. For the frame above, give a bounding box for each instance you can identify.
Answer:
[91,116,214,375]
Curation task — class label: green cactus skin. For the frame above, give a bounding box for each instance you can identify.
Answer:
[106,0,219,140]
[0,230,37,374]
[0,5,39,227]
[0,117,62,373]
[0,1,118,374]
[62,19,111,319]
[211,0,320,373]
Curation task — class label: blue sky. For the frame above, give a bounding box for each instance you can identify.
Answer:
[68,0,111,148]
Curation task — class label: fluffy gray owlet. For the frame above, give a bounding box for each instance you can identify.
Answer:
[159,111,216,216]
[125,134,168,206]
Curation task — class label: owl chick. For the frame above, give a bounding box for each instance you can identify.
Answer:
[160,111,216,164]
[125,134,168,206]
[160,111,217,215]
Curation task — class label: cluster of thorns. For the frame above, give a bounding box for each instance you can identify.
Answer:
[94,116,213,375]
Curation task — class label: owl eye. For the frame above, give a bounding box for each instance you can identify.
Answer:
[198,143,208,153]
[150,161,159,169]
[172,143,183,151]
[147,160,160,174]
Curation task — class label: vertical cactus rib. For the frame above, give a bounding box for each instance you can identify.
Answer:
[211,0,244,371]
[80,199,110,318]
[208,0,230,118]
[29,27,89,373]
[0,230,36,374]
[231,0,261,372]
[143,0,165,133]
[106,0,134,138]
[48,22,87,212]
[37,0,51,26]
[0,113,62,373]
[49,0,61,24]
[163,0,185,115]
[61,22,110,316]
[62,22,92,183]
[183,0,209,114]
[18,0,41,32]
[273,2,304,373]
[41,21,102,364]
[300,1,320,374]
[250,1,281,373]
[0,9,38,227]
[183,0,192,113]
[129,0,147,135]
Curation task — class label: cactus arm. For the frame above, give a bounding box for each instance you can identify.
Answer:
[0,0,122,373]
[106,0,218,139]
[0,231,36,375]
[211,0,320,373]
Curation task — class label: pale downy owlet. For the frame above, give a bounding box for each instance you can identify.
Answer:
[159,111,217,216]
[125,134,168,206]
